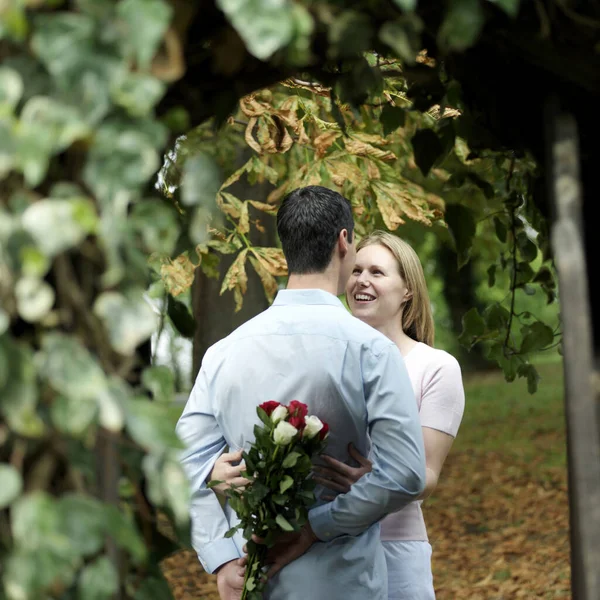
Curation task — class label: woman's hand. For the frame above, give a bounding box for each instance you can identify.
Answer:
[313,443,372,499]
[209,450,251,496]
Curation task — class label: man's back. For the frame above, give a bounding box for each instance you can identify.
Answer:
[178,289,423,599]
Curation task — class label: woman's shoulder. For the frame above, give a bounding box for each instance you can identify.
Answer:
[409,342,461,372]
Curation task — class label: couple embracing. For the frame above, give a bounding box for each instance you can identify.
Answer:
[176,186,465,599]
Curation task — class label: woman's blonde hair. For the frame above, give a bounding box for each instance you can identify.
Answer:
[357,230,435,346]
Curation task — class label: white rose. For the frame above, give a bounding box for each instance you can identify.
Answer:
[271,405,288,424]
[303,415,324,439]
[273,421,298,445]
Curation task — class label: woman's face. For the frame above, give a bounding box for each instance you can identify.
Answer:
[346,244,411,329]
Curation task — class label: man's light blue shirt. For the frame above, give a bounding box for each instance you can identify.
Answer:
[176,289,426,599]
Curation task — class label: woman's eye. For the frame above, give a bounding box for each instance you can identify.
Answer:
[372,270,383,275]
[352,269,361,275]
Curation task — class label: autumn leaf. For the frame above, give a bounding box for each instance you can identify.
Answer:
[249,255,278,302]
[366,160,381,180]
[251,247,287,276]
[160,254,197,296]
[239,95,270,117]
[216,192,243,219]
[220,249,248,312]
[220,158,253,190]
[238,202,250,234]
[344,138,397,161]
[325,158,363,188]
[244,118,262,154]
[248,200,278,216]
[371,181,406,230]
[313,131,340,158]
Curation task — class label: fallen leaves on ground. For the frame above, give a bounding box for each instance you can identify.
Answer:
[161,447,570,599]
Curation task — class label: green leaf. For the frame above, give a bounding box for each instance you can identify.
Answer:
[142,366,175,403]
[21,196,97,257]
[328,11,373,60]
[117,0,173,69]
[94,289,158,356]
[0,66,24,109]
[485,304,510,332]
[518,363,540,394]
[392,0,417,10]
[412,129,444,177]
[124,397,183,452]
[133,574,176,600]
[111,72,166,117]
[438,0,485,52]
[282,451,302,468]
[487,0,520,18]
[59,495,106,557]
[380,104,406,137]
[458,307,485,348]
[216,0,295,60]
[487,264,496,287]
[167,295,196,339]
[103,505,147,564]
[379,17,422,65]
[15,277,55,323]
[517,231,537,263]
[279,475,294,494]
[131,199,179,255]
[275,513,294,532]
[0,464,23,509]
[181,152,222,207]
[520,322,554,354]
[514,261,535,287]
[256,406,272,427]
[50,394,98,438]
[78,556,119,600]
[493,216,507,243]
[444,204,476,268]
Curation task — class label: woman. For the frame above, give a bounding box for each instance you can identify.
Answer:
[210,231,465,599]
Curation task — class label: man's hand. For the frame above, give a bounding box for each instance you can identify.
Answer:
[216,558,246,600]
[249,523,319,579]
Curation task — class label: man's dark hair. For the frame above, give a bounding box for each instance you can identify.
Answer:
[277,185,354,274]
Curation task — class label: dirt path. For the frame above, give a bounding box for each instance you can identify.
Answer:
[161,448,570,599]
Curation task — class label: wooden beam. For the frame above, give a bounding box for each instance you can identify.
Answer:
[546,98,600,599]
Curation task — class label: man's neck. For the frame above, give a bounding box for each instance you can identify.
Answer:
[286,273,340,296]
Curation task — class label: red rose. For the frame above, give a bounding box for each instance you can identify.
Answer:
[288,400,308,419]
[259,401,281,416]
[318,422,330,440]
[289,415,306,430]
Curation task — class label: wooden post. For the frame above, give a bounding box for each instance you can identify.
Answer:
[546,100,600,599]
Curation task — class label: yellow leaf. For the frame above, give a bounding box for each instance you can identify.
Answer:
[267,181,290,204]
[248,200,278,215]
[352,133,390,146]
[220,248,248,312]
[256,118,277,154]
[244,118,262,154]
[344,139,396,162]
[252,247,287,277]
[371,182,405,230]
[325,158,363,187]
[239,202,250,234]
[249,255,278,302]
[216,192,242,219]
[160,255,197,296]
[367,160,381,180]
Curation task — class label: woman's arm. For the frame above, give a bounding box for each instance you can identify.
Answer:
[419,427,455,500]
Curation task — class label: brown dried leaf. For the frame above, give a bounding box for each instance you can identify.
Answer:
[239,96,270,118]
[267,181,291,204]
[216,192,242,219]
[220,159,252,191]
[244,118,262,154]
[160,255,196,296]
[252,247,287,277]
[344,139,397,162]
[367,160,381,180]
[256,118,277,154]
[220,248,248,312]
[238,202,249,235]
[313,131,340,159]
[249,255,278,302]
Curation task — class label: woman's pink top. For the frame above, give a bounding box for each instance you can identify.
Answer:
[379,342,465,542]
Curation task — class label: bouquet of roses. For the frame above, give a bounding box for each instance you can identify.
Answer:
[209,400,329,599]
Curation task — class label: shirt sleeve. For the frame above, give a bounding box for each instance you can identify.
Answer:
[419,354,465,437]
[309,342,426,541]
[175,362,242,574]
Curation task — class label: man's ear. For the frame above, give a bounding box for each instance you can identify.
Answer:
[338,229,349,258]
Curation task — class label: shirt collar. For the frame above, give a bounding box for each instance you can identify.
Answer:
[273,289,346,309]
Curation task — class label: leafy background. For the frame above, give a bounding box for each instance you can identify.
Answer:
[2,0,592,597]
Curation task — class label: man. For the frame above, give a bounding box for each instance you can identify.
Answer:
[176,185,426,599]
